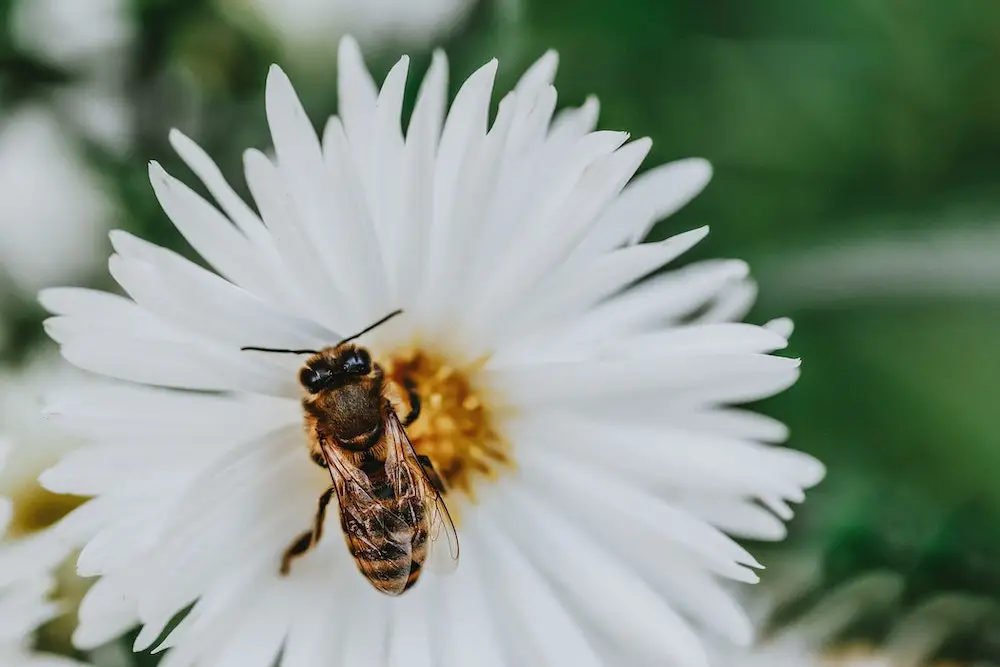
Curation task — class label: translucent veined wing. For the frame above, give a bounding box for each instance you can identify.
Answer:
[383,409,460,574]
[421,478,460,574]
[321,439,415,596]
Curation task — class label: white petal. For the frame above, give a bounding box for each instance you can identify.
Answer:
[513,50,559,98]
[371,56,410,250]
[566,259,751,345]
[147,162,267,293]
[57,334,299,397]
[395,50,447,307]
[436,530,507,667]
[337,35,378,189]
[549,96,600,144]
[134,432,315,622]
[475,515,604,667]
[209,579,289,667]
[474,137,653,338]
[497,226,709,342]
[516,443,762,580]
[109,231,336,349]
[43,384,297,447]
[765,317,795,339]
[319,114,395,324]
[386,586,434,667]
[512,412,815,503]
[41,288,187,345]
[168,129,268,243]
[577,157,713,256]
[422,59,498,322]
[697,277,758,324]
[472,127,627,307]
[435,94,518,332]
[339,585,390,667]
[682,496,790,541]
[488,353,800,405]
[74,573,140,650]
[485,486,709,666]
[266,66,390,319]
[242,147,352,331]
[281,579,345,667]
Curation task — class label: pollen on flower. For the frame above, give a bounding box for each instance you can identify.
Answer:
[6,479,84,538]
[380,346,511,505]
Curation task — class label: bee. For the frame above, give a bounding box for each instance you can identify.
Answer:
[242,310,459,595]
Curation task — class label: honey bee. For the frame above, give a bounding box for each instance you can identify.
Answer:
[242,310,459,595]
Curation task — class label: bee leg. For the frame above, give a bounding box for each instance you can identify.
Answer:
[384,379,420,426]
[280,486,335,575]
[402,378,421,426]
[416,454,446,494]
[310,449,326,468]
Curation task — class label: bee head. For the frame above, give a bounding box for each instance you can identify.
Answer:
[299,345,373,394]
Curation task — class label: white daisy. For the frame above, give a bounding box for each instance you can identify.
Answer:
[219,0,474,62]
[10,0,134,153]
[0,351,90,539]
[760,223,1000,308]
[0,107,116,296]
[0,351,97,654]
[0,442,86,667]
[41,37,823,666]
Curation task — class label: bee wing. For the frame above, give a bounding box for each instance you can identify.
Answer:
[422,482,460,574]
[321,440,415,596]
[383,410,460,574]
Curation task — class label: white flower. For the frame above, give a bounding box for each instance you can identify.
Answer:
[0,442,86,667]
[760,223,1000,308]
[0,351,96,654]
[0,108,115,296]
[715,571,997,667]
[10,0,134,153]
[41,37,823,666]
[219,0,474,61]
[0,352,91,505]
[3,0,132,298]
[11,0,132,68]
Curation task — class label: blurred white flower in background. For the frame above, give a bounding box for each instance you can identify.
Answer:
[714,566,998,667]
[41,38,822,666]
[0,352,96,667]
[219,0,475,62]
[0,571,84,667]
[0,108,115,297]
[759,222,1000,309]
[10,0,135,153]
[0,0,134,299]
[0,350,89,538]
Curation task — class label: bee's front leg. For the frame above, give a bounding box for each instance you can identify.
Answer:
[280,486,335,575]
[383,379,420,426]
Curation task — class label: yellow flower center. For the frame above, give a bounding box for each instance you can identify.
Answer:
[6,479,84,538]
[380,347,511,507]
[4,474,87,653]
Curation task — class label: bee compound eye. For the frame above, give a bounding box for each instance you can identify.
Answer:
[356,349,372,374]
[342,350,371,376]
[300,367,327,393]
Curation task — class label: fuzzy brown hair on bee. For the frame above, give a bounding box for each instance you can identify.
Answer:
[241,310,459,595]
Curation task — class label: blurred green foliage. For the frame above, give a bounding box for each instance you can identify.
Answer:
[5,0,1000,659]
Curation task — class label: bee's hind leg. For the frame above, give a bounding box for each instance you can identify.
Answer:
[280,486,335,575]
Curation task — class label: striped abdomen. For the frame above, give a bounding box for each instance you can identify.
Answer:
[341,470,431,595]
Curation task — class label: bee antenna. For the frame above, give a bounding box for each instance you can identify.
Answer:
[337,309,404,346]
[240,346,319,355]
